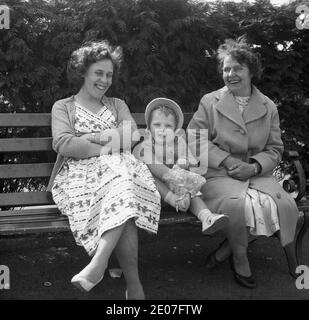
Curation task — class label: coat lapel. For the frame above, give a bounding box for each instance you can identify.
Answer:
[214,86,268,129]
[214,87,247,131]
[242,86,267,124]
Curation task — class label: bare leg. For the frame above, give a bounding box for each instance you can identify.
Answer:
[76,223,126,284]
[213,197,251,276]
[214,231,257,262]
[189,196,207,214]
[154,176,170,199]
[226,225,251,277]
[115,219,145,300]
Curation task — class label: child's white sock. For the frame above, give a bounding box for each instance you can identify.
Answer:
[197,209,229,235]
[197,208,212,221]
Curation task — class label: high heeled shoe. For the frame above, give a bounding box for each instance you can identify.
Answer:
[71,273,104,292]
[205,239,230,269]
[229,256,257,289]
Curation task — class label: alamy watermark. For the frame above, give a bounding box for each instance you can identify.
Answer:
[0,5,10,29]
[296,3,309,30]
[0,265,10,290]
[295,265,309,289]
[88,122,209,167]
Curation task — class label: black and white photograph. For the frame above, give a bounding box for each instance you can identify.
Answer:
[0,0,308,304]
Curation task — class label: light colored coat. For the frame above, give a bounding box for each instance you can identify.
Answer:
[187,86,298,246]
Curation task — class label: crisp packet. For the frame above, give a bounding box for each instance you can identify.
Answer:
[162,166,206,198]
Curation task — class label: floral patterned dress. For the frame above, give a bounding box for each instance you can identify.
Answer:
[235,96,280,237]
[52,102,161,256]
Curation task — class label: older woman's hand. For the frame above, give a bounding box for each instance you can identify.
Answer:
[227,162,255,181]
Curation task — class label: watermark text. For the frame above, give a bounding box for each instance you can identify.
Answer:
[295,265,309,289]
[0,265,10,290]
[0,5,10,30]
[296,3,309,30]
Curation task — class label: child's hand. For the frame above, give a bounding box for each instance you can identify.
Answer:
[175,193,191,212]
[162,167,206,198]
[175,158,190,170]
[164,191,190,212]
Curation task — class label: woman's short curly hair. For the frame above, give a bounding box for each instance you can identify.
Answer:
[217,37,262,82]
[67,40,123,87]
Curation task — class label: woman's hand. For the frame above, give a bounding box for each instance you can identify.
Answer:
[227,162,255,181]
[100,128,122,152]
[221,155,241,170]
[79,133,93,142]
[100,145,112,155]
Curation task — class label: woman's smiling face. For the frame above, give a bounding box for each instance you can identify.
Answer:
[83,59,114,99]
[222,55,252,96]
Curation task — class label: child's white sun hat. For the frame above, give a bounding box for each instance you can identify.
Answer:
[145,97,184,130]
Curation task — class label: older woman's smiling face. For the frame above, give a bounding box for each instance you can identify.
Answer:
[222,55,252,97]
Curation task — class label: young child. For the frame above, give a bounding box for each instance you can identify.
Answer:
[133,98,228,235]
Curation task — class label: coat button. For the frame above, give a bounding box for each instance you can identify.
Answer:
[276,192,281,199]
[239,129,245,135]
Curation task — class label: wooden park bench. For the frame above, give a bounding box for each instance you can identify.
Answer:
[0,112,308,277]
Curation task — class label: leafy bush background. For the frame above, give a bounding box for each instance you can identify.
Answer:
[0,0,308,175]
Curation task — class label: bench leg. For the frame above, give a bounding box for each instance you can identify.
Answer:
[296,210,309,265]
[283,242,298,279]
[274,231,298,278]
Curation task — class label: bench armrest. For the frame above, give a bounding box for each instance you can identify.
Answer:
[282,150,307,201]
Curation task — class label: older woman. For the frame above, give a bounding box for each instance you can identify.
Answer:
[48,40,161,299]
[187,38,299,288]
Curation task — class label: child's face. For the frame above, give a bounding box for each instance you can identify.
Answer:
[149,109,176,144]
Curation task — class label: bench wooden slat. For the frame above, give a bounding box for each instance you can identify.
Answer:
[0,114,51,127]
[0,206,198,235]
[0,207,59,217]
[0,220,70,234]
[0,112,193,128]
[297,201,309,212]
[0,214,67,223]
[0,191,54,207]
[133,113,192,126]
[0,138,52,152]
[159,211,198,225]
[133,113,145,126]
[0,163,54,178]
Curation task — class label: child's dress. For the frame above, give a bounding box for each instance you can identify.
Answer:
[52,103,161,256]
[133,134,205,197]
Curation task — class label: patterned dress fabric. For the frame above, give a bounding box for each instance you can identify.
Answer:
[234,96,280,237]
[52,103,161,255]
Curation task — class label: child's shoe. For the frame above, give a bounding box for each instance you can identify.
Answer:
[199,210,229,235]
